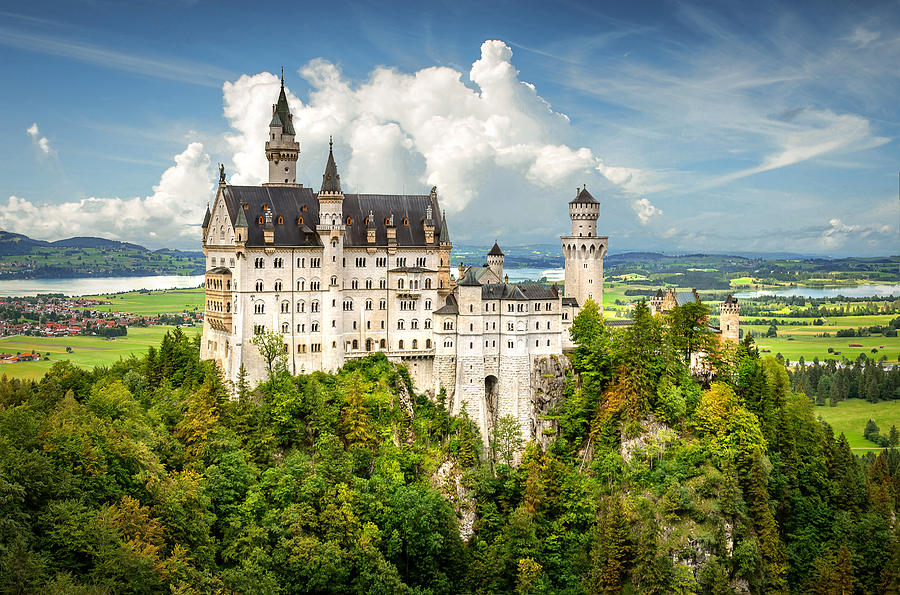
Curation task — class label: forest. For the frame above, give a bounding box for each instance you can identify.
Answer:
[1,302,899,593]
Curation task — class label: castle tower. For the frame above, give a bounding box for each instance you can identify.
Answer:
[561,186,608,311]
[264,72,300,186]
[317,138,345,370]
[487,242,504,281]
[437,206,453,296]
[719,295,741,343]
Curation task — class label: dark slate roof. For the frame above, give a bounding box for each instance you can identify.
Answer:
[207,266,232,275]
[569,187,598,205]
[434,294,458,315]
[320,142,342,193]
[202,206,211,228]
[481,283,559,301]
[562,297,579,307]
[221,185,447,248]
[675,289,700,306]
[274,82,295,135]
[723,294,738,304]
[654,289,664,298]
[223,185,321,247]
[488,242,504,256]
[458,268,481,286]
[269,111,283,128]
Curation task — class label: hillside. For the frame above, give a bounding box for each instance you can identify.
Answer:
[0,230,204,278]
[0,306,898,593]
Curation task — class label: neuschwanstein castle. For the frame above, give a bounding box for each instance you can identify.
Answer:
[201,76,608,440]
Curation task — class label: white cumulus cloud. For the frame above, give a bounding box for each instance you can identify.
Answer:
[630,197,662,224]
[0,142,212,248]
[221,41,652,229]
[26,122,54,155]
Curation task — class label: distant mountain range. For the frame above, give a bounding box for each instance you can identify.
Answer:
[0,231,202,258]
[0,231,204,279]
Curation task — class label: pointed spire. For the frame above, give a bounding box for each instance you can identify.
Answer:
[488,241,503,257]
[320,137,342,193]
[439,209,450,243]
[202,203,211,228]
[271,73,295,135]
[235,203,248,228]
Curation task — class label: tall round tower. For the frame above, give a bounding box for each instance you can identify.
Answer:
[719,295,741,343]
[561,186,608,311]
[264,73,300,186]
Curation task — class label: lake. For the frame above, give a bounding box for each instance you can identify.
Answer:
[504,268,565,282]
[734,284,900,299]
[0,275,205,297]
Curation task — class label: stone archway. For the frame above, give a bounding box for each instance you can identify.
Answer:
[485,375,499,431]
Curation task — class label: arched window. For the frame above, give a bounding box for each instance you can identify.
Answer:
[426,339,432,349]
[398,278,405,289]
[277,215,284,225]
[412,339,418,349]
[311,300,320,313]
[257,215,264,224]
[282,322,289,333]
[365,299,373,310]
[255,280,263,292]
[346,216,353,226]
[380,339,386,349]
[411,319,418,329]
[297,301,305,313]
[398,340,405,350]
[274,280,282,291]
[330,275,338,286]
[425,278,431,289]
[402,217,409,226]
[424,319,431,329]
[352,339,358,350]
[254,302,265,314]
[366,339,372,351]
[281,301,289,313]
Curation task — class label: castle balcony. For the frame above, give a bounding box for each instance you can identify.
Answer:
[396,288,421,298]
[205,266,233,332]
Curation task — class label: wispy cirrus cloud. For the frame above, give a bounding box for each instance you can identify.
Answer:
[0,27,235,87]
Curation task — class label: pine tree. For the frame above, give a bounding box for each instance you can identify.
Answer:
[746,455,788,592]
[589,496,630,594]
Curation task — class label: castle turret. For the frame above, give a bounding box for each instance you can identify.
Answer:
[264,72,300,186]
[316,138,345,371]
[437,203,453,296]
[561,186,607,311]
[719,295,741,343]
[487,241,504,281]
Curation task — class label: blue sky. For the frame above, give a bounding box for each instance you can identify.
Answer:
[0,0,898,255]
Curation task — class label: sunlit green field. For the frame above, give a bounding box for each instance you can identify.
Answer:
[83,288,204,316]
[745,314,899,361]
[0,326,200,381]
[814,399,900,452]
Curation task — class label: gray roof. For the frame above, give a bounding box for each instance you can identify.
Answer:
[220,185,447,248]
[458,268,481,286]
[206,266,231,275]
[675,289,701,306]
[481,283,559,301]
[488,242,504,256]
[569,187,598,205]
[434,294,458,315]
[202,206,211,228]
[723,294,738,304]
[562,297,578,307]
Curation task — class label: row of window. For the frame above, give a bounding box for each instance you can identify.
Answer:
[252,297,434,314]
[251,255,434,270]
[209,257,235,268]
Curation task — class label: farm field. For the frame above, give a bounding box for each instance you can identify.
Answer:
[814,399,900,452]
[0,326,200,381]
[83,288,204,315]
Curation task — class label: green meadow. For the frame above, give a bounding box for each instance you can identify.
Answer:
[814,399,900,452]
[84,288,205,316]
[745,313,900,361]
[0,326,200,381]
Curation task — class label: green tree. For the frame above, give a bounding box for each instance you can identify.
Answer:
[250,328,287,382]
[492,415,524,468]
